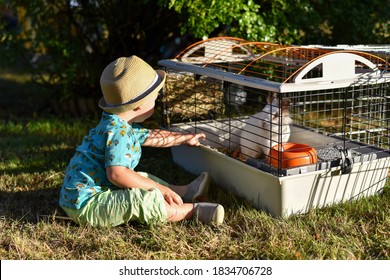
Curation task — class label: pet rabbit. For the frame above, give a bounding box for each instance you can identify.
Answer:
[239,94,293,160]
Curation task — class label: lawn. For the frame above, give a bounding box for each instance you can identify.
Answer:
[0,64,389,260]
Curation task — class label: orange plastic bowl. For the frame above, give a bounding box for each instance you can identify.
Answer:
[268,143,318,169]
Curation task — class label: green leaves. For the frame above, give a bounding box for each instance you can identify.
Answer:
[160,0,389,44]
[160,0,261,40]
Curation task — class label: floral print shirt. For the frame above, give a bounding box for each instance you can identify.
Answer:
[59,112,149,209]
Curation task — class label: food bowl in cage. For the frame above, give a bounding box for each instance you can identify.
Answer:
[268,143,318,169]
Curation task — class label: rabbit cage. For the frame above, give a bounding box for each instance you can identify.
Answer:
[158,37,390,216]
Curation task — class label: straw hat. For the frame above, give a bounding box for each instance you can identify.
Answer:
[99,55,166,113]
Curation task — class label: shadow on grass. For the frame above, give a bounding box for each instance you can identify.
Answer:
[0,188,66,223]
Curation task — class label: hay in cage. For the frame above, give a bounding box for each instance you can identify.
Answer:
[163,72,225,126]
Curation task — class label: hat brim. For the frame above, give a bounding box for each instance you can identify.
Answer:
[99,69,166,114]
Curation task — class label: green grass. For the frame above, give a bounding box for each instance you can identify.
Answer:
[0,116,389,260]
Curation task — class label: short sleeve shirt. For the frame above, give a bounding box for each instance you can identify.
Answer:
[59,112,149,209]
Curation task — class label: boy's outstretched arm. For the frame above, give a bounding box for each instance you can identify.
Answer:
[142,129,206,148]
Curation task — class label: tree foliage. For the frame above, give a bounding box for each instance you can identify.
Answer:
[0,0,184,100]
[159,0,311,44]
[306,0,390,44]
[160,0,389,44]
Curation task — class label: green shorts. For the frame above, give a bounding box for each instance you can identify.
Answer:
[60,172,169,227]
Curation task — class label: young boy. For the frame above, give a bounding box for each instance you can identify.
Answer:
[59,55,224,227]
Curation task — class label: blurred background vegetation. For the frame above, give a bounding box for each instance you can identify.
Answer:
[1,1,389,261]
[0,0,389,118]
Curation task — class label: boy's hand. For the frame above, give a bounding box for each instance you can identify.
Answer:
[161,186,183,206]
[186,133,206,146]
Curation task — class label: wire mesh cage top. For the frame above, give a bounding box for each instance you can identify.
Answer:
[170,36,389,85]
[159,37,390,177]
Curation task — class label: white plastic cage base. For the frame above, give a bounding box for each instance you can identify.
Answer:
[171,144,389,216]
[169,122,390,216]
